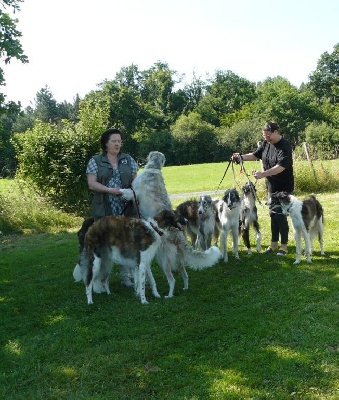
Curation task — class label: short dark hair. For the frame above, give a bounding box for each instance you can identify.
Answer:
[263,121,279,132]
[100,128,122,154]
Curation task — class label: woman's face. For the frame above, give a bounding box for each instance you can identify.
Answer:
[106,133,122,155]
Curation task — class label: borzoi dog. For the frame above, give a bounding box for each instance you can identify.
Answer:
[121,151,222,298]
[269,192,324,264]
[239,181,261,254]
[73,210,184,305]
[176,195,216,251]
[215,188,241,262]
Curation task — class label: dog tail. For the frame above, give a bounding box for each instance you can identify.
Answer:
[73,262,106,293]
[73,263,83,282]
[185,246,222,270]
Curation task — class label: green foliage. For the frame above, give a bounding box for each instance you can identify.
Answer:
[11,119,104,215]
[0,178,81,234]
[0,0,28,106]
[308,43,339,105]
[216,118,263,159]
[196,70,256,127]
[171,112,219,164]
[294,160,339,193]
[250,77,325,145]
[305,122,339,159]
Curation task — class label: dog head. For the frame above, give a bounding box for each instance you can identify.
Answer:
[198,195,213,220]
[222,189,240,210]
[242,181,256,195]
[267,191,292,215]
[145,151,166,170]
[154,209,186,232]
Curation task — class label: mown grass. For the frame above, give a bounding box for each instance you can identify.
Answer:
[0,160,339,399]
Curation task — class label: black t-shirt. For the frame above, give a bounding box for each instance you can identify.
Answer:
[253,138,294,194]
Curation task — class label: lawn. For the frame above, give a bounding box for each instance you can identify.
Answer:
[0,161,339,399]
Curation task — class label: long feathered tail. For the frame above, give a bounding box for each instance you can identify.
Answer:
[185,246,222,270]
[73,262,106,293]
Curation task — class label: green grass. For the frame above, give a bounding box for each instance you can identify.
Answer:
[1,161,339,399]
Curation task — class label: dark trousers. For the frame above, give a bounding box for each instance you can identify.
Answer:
[270,207,289,245]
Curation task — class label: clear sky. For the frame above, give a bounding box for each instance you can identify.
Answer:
[2,0,338,108]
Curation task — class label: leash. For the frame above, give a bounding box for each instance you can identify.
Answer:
[215,159,232,193]
[121,188,141,218]
[237,157,265,207]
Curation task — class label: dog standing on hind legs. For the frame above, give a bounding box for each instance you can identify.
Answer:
[121,151,222,298]
[239,181,262,254]
[269,192,324,264]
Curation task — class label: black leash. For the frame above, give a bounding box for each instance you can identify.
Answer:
[121,188,141,218]
[238,158,265,207]
[215,159,232,193]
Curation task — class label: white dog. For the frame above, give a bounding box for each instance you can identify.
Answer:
[269,192,324,264]
[215,188,241,262]
[121,151,222,298]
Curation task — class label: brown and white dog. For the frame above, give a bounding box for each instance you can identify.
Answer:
[121,151,222,298]
[239,181,262,254]
[214,188,241,262]
[176,195,216,251]
[73,210,184,305]
[269,192,324,264]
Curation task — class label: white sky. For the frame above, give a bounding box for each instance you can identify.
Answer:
[1,0,338,108]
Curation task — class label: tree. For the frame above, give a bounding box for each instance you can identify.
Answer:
[33,86,58,123]
[308,43,339,105]
[196,70,256,127]
[0,0,28,108]
[171,112,218,164]
[249,77,325,145]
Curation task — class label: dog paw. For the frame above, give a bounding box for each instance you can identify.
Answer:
[153,292,161,298]
[293,260,301,265]
[120,188,134,201]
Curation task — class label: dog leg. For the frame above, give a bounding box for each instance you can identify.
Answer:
[231,226,240,260]
[253,220,262,252]
[161,258,175,298]
[179,264,189,291]
[241,225,251,255]
[145,265,161,299]
[86,255,101,304]
[293,229,302,265]
[220,230,228,262]
[318,226,325,255]
[138,262,149,304]
[303,228,312,263]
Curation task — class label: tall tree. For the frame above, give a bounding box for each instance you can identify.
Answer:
[308,43,339,105]
[0,0,28,108]
[33,86,58,123]
[196,70,256,126]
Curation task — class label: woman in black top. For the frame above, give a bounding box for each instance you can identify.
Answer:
[232,122,294,256]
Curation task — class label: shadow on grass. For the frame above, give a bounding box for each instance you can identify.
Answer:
[0,233,338,399]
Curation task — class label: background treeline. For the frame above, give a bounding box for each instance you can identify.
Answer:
[0,44,338,214]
